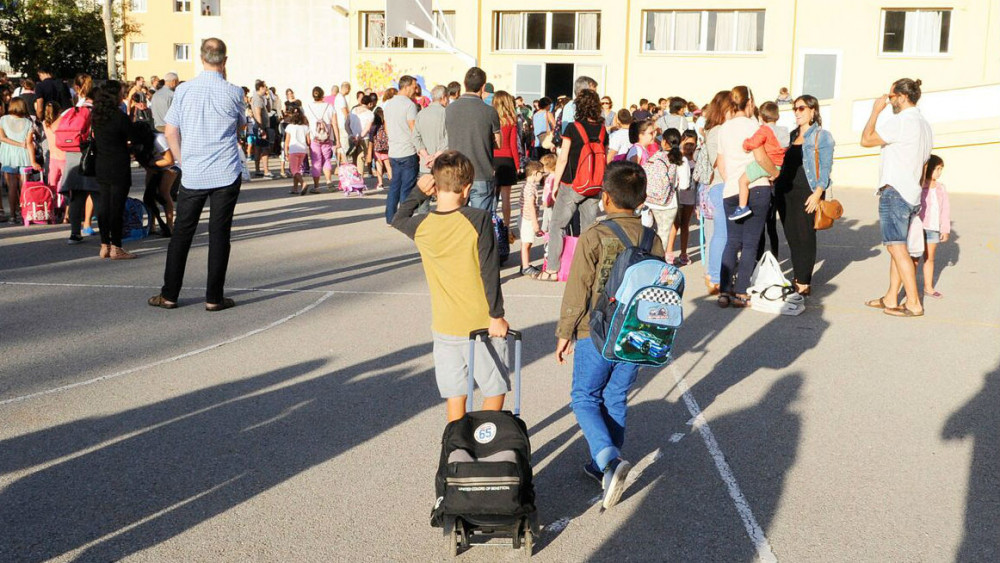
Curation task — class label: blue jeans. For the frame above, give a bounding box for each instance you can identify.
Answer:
[570,338,640,471]
[468,179,496,215]
[708,183,726,284]
[721,186,771,295]
[386,155,419,224]
[878,186,917,245]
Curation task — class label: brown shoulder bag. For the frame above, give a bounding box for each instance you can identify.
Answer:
[813,135,843,230]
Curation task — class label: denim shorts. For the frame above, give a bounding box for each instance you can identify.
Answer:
[878,186,917,245]
[925,229,940,244]
[1,165,22,174]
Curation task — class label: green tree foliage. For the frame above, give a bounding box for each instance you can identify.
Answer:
[0,0,133,79]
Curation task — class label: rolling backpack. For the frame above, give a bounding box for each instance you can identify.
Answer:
[122,197,151,242]
[570,122,606,197]
[588,220,685,366]
[337,163,366,194]
[19,167,55,225]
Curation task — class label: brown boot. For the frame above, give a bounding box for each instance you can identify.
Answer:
[99,244,110,259]
[110,246,137,260]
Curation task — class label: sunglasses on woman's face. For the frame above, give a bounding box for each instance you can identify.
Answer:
[601,102,611,106]
[793,105,808,113]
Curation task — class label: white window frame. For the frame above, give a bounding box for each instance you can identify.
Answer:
[130,0,147,13]
[359,11,457,51]
[878,8,952,57]
[494,11,601,53]
[174,43,191,61]
[129,42,149,61]
[174,0,192,13]
[641,10,766,54]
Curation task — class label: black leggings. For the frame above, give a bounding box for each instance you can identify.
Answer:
[69,190,99,237]
[776,180,818,284]
[97,181,130,247]
[143,171,169,232]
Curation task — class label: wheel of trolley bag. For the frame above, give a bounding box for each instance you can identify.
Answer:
[522,524,534,558]
[512,520,522,549]
[443,516,457,557]
[457,518,469,550]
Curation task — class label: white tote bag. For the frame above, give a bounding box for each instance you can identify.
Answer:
[748,251,790,293]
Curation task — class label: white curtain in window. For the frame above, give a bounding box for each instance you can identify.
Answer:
[367,14,386,49]
[577,12,599,50]
[712,11,736,51]
[904,10,942,53]
[675,12,701,51]
[500,13,523,50]
[649,12,671,51]
[736,11,759,51]
[435,12,457,43]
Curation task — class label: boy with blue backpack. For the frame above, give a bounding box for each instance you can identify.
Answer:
[555,160,684,510]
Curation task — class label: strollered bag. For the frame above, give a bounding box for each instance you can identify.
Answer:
[812,140,842,231]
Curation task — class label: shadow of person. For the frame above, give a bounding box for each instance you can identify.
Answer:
[942,363,1000,562]
[929,228,960,290]
[588,373,803,562]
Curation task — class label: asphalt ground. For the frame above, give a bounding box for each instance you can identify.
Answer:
[1,168,998,562]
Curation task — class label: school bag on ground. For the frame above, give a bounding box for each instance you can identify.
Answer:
[570,122,606,197]
[589,220,685,366]
[432,330,538,557]
[122,197,151,242]
[19,167,55,226]
[54,106,92,151]
[492,214,510,264]
[337,163,366,194]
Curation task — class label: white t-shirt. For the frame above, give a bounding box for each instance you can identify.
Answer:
[718,116,770,198]
[924,185,941,231]
[285,123,310,154]
[334,94,349,132]
[349,107,374,138]
[876,107,933,206]
[304,101,334,139]
[608,129,631,157]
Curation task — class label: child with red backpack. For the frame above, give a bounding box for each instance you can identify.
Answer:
[532,90,607,282]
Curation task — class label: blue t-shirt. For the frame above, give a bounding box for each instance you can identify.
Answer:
[532,111,549,147]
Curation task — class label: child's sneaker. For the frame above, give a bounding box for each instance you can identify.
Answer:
[583,461,603,487]
[601,458,632,510]
[728,206,752,222]
[520,265,541,277]
[82,226,96,236]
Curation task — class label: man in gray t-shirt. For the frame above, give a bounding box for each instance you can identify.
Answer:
[151,72,178,132]
[445,67,501,214]
[383,76,420,224]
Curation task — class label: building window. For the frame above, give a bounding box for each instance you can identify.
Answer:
[130,0,147,12]
[643,10,764,53]
[174,0,191,12]
[360,11,456,50]
[174,43,191,61]
[494,12,601,52]
[201,1,219,16]
[881,9,951,55]
[130,42,148,61]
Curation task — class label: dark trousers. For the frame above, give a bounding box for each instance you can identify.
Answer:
[69,190,98,237]
[386,155,419,224]
[721,187,771,295]
[161,177,241,304]
[776,182,819,285]
[143,171,169,232]
[763,189,780,260]
[97,181,130,247]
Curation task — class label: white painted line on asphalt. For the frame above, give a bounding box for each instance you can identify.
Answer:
[543,517,570,535]
[669,432,686,443]
[0,291,337,407]
[0,280,562,299]
[670,364,779,563]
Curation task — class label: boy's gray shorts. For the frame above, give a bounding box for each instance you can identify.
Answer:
[432,332,510,399]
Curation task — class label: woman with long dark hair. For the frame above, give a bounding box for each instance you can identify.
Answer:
[91,80,137,259]
[774,95,834,296]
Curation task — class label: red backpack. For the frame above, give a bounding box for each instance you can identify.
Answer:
[54,106,92,152]
[570,121,607,197]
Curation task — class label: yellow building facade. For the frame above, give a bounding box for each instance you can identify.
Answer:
[349,0,1000,194]
[122,0,199,81]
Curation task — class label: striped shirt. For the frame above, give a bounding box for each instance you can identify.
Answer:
[165,70,246,190]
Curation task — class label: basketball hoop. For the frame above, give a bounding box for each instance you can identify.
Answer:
[385,0,476,67]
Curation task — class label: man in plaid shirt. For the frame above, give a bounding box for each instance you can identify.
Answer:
[149,38,247,312]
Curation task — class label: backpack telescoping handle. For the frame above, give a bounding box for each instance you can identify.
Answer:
[467,329,523,417]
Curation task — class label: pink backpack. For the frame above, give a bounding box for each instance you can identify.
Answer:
[19,168,55,225]
[338,164,366,194]
[54,106,92,152]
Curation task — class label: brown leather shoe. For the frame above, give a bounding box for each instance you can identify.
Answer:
[110,246,137,260]
[99,244,110,259]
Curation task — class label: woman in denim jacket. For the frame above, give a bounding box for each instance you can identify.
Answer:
[774,94,835,296]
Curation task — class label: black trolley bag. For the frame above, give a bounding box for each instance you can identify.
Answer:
[431,329,539,557]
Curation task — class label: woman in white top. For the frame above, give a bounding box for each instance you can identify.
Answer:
[348,93,375,170]
[716,86,777,308]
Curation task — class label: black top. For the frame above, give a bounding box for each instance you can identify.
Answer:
[93,110,133,187]
[775,142,809,194]
[35,77,71,110]
[18,93,37,118]
[561,120,608,185]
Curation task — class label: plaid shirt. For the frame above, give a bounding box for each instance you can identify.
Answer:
[165,70,245,190]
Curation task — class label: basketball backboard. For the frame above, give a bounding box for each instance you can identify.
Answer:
[385,0,433,38]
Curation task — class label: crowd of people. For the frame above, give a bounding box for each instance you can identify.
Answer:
[0,39,950,510]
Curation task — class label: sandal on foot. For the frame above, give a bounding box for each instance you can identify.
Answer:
[730,295,750,308]
[532,270,559,282]
[717,294,731,308]
[148,295,177,309]
[865,297,889,309]
[924,290,943,299]
[884,306,924,318]
[205,297,236,312]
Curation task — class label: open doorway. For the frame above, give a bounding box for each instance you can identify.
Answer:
[544,63,574,100]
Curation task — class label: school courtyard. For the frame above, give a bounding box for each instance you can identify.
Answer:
[1,176,998,561]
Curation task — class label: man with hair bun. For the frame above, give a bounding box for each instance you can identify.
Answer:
[861,78,933,318]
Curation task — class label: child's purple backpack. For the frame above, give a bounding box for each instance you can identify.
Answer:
[338,164,365,194]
